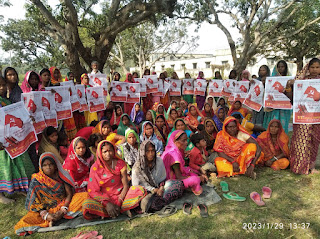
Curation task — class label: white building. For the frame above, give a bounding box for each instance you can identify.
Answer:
[130,48,297,79]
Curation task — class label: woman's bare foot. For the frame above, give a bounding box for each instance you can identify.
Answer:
[0,193,14,204]
[18,191,27,196]
[310,169,319,174]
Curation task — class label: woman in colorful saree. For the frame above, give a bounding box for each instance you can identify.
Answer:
[117,113,137,136]
[154,114,170,146]
[14,152,88,236]
[82,141,146,220]
[212,106,226,132]
[130,103,144,126]
[63,137,94,192]
[227,100,250,118]
[21,71,42,93]
[49,66,62,86]
[140,121,163,155]
[161,130,203,196]
[257,120,290,170]
[184,104,204,132]
[287,58,320,174]
[213,116,263,179]
[110,104,124,126]
[132,140,184,212]
[92,120,125,145]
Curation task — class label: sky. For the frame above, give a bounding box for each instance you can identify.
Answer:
[0,0,240,58]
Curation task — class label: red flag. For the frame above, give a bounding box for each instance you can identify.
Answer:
[42,97,51,110]
[94,77,102,85]
[55,92,63,103]
[5,114,23,128]
[27,99,37,113]
[77,89,82,98]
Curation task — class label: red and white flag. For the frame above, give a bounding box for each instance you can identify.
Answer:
[41,91,58,127]
[86,86,106,112]
[45,86,72,120]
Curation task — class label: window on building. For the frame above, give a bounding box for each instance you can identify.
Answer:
[170,56,174,60]
[205,62,211,68]
[181,63,186,69]
[161,65,165,71]
[193,63,197,69]
[171,64,175,69]
[222,60,228,65]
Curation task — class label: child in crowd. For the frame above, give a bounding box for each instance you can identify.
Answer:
[88,133,104,161]
[58,131,69,160]
[189,133,216,178]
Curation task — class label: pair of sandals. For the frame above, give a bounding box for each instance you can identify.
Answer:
[220,181,246,201]
[183,203,208,218]
[71,231,103,239]
[250,186,272,206]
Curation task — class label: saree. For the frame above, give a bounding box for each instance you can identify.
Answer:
[15,152,88,236]
[82,141,146,219]
[124,73,135,115]
[201,102,214,118]
[153,114,170,146]
[228,101,249,118]
[184,104,204,130]
[167,118,194,151]
[140,121,164,155]
[92,120,122,145]
[21,71,42,93]
[130,103,144,125]
[290,63,320,174]
[38,127,64,164]
[49,66,62,85]
[110,105,123,126]
[117,113,137,136]
[202,118,218,151]
[153,102,168,118]
[161,130,202,195]
[257,119,289,170]
[213,107,225,132]
[213,116,263,177]
[63,137,94,192]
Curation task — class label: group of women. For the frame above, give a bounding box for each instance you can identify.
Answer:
[0,58,318,236]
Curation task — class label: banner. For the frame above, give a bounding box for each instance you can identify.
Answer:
[21,92,46,134]
[222,79,237,97]
[194,79,207,96]
[208,80,224,97]
[183,79,194,95]
[88,74,108,86]
[169,79,181,96]
[153,79,164,97]
[41,91,58,127]
[75,85,89,112]
[144,75,158,94]
[110,81,128,102]
[60,81,81,112]
[45,86,72,120]
[293,79,320,124]
[86,86,106,112]
[243,80,264,112]
[264,76,293,109]
[0,101,38,159]
[134,78,146,97]
[231,81,250,103]
[126,83,141,103]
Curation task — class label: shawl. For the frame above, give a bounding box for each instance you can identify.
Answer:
[130,103,144,125]
[124,73,135,83]
[21,71,42,93]
[26,152,75,211]
[132,140,166,191]
[205,95,217,111]
[213,116,251,160]
[117,113,136,136]
[257,119,289,160]
[63,137,94,191]
[146,109,157,124]
[118,129,140,168]
[153,102,168,118]
[161,130,188,180]
[167,108,178,125]
[228,101,248,117]
[154,114,170,145]
[140,121,163,155]
[49,66,62,85]
[213,107,225,131]
[241,70,250,81]
[203,118,218,141]
[110,105,123,126]
[184,104,204,128]
[197,71,205,79]
[201,102,214,118]
[64,72,74,82]
[88,140,126,205]
[38,127,64,164]
[8,84,23,103]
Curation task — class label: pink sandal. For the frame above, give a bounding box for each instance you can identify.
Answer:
[262,186,272,199]
[250,192,265,206]
[71,231,99,239]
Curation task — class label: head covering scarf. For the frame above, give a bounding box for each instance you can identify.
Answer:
[146,109,156,124]
[213,107,226,131]
[167,118,193,150]
[203,118,218,140]
[80,73,92,88]
[272,60,289,76]
[167,108,178,125]
[26,152,75,211]
[21,71,42,93]
[110,105,123,126]
[257,119,289,160]
[49,67,62,85]
[64,72,73,82]
[205,95,217,112]
[213,116,251,160]
[241,70,250,81]
[202,102,214,118]
[153,102,168,118]
[154,114,170,145]
[228,101,248,117]
[130,103,144,125]
[197,71,204,79]
[125,73,134,83]
[185,104,204,128]
[117,113,136,136]
[38,127,64,164]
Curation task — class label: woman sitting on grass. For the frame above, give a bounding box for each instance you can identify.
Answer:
[15,153,88,236]
[92,120,125,145]
[82,141,146,220]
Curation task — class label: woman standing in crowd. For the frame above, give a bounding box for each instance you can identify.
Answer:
[182,72,194,104]
[4,67,23,103]
[21,71,42,92]
[39,68,52,89]
[81,73,98,126]
[196,71,207,110]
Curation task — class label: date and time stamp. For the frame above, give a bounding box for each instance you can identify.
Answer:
[242,222,311,230]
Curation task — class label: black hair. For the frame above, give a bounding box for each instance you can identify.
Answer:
[102,120,111,127]
[229,70,237,79]
[145,141,156,150]
[101,141,114,152]
[234,100,242,106]
[174,119,185,128]
[197,124,205,131]
[88,133,104,147]
[41,156,56,167]
[90,120,99,127]
[45,126,57,137]
[156,114,166,121]
[113,72,121,81]
[29,71,40,82]
[144,69,150,75]
[175,131,186,141]
[190,132,205,146]
[132,72,139,77]
[277,60,288,76]
[170,108,177,114]
[308,58,320,68]
[4,67,19,83]
[57,131,68,144]
[121,114,130,121]
[74,137,92,159]
[259,65,271,77]
[232,113,242,120]
[40,68,50,76]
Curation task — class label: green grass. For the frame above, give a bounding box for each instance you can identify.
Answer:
[1,167,320,239]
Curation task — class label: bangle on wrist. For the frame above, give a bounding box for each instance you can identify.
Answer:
[61,206,68,211]
[250,163,255,168]
[44,212,49,221]
[231,160,236,164]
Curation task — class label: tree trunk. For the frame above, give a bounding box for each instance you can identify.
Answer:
[64,43,86,81]
[296,55,304,72]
